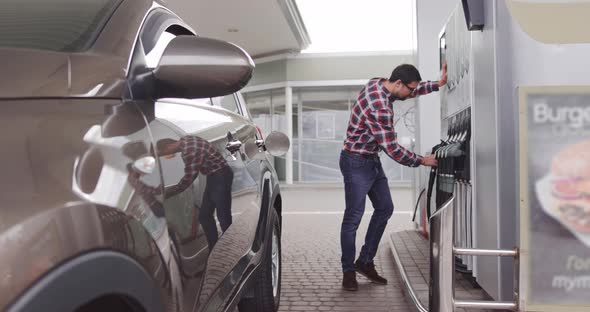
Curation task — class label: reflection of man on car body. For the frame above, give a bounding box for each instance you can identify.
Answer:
[129,136,234,250]
[157,137,234,251]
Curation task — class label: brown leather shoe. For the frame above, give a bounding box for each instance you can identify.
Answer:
[355,260,388,285]
[342,271,358,291]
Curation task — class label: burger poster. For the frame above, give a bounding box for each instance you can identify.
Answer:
[519,86,590,311]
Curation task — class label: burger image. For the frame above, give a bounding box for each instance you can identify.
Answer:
[549,140,590,233]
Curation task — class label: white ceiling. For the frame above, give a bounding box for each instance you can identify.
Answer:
[164,0,310,59]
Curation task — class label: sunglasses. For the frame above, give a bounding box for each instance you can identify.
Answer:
[402,81,416,92]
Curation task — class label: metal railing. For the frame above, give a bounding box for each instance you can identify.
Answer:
[389,237,429,312]
[390,183,520,312]
[429,189,519,311]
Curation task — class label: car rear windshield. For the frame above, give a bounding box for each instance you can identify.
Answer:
[0,0,122,52]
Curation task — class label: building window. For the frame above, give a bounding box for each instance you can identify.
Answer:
[295,87,351,182]
[243,89,288,181]
[243,85,417,184]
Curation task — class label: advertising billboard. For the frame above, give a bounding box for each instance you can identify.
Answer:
[519,86,590,312]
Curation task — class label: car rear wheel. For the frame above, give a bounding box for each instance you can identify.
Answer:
[239,209,281,312]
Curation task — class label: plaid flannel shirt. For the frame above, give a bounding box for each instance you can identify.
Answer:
[128,136,228,199]
[166,136,228,197]
[343,78,439,167]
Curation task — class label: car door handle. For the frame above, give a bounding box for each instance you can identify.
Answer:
[226,140,242,151]
[255,139,265,151]
[226,140,242,160]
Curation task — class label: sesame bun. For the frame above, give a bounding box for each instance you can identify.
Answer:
[551,140,590,178]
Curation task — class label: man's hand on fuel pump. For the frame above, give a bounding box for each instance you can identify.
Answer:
[421,154,438,167]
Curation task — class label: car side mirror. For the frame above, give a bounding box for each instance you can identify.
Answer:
[265,131,290,156]
[153,36,254,99]
[244,131,290,159]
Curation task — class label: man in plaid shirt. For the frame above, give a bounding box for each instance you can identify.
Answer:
[128,136,233,250]
[340,64,446,291]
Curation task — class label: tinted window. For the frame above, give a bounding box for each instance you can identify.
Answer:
[0,0,122,52]
[213,94,241,115]
[154,98,233,134]
[145,31,175,68]
[138,11,194,68]
[235,92,251,119]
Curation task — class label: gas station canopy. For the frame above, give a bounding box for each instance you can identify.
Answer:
[165,0,310,58]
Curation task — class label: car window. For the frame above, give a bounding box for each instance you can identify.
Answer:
[0,0,122,52]
[145,31,175,68]
[155,98,234,135]
[234,92,251,120]
[138,10,194,69]
[213,94,241,115]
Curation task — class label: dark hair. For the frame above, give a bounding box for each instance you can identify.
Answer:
[156,138,178,155]
[388,64,422,84]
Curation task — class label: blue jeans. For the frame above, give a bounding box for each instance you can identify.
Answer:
[199,166,233,250]
[339,150,394,272]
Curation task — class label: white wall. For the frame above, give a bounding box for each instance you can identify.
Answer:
[415,0,457,156]
[413,0,458,225]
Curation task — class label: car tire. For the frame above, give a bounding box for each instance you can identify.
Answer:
[238,209,281,312]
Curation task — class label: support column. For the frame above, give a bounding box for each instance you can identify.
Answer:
[297,91,303,182]
[285,86,293,184]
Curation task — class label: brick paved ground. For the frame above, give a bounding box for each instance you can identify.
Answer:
[273,185,509,312]
[278,186,415,312]
[390,231,509,312]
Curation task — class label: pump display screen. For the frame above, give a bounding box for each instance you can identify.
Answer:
[520,86,590,311]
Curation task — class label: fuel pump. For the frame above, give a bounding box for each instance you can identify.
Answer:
[431,108,471,275]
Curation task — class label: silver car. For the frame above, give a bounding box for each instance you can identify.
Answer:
[0,0,288,311]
